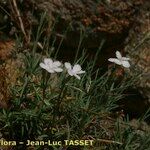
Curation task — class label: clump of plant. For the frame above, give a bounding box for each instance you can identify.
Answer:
[0,13,149,150]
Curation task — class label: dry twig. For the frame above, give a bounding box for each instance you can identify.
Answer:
[11,0,28,42]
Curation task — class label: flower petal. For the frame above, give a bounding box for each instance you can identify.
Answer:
[47,68,55,73]
[122,60,130,68]
[116,51,122,59]
[73,64,81,72]
[108,58,122,65]
[122,57,130,61]
[54,67,63,72]
[74,74,81,80]
[44,58,53,65]
[65,62,72,70]
[53,61,62,67]
[39,63,48,70]
[68,70,74,76]
[77,70,85,74]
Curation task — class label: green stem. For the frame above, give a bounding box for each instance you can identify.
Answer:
[42,70,50,103]
[52,76,70,125]
[57,76,70,112]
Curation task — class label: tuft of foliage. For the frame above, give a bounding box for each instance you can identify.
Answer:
[0,13,149,150]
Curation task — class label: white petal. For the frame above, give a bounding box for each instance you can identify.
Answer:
[39,63,48,70]
[74,74,81,80]
[44,58,53,65]
[73,64,81,72]
[77,70,85,74]
[53,61,62,67]
[65,62,72,70]
[122,61,130,68]
[54,67,63,72]
[108,58,122,65]
[47,68,55,73]
[122,57,130,61]
[116,51,122,59]
[68,70,74,76]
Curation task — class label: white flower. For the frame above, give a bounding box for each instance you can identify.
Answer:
[40,58,63,73]
[64,62,85,80]
[108,51,130,68]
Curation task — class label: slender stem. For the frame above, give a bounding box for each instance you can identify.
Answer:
[57,76,70,113]
[42,70,50,102]
[42,70,46,101]
[52,76,70,125]
[74,28,85,63]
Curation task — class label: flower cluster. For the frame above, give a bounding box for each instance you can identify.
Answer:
[64,62,85,80]
[40,58,63,73]
[108,51,130,68]
[40,51,130,79]
[40,58,85,80]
